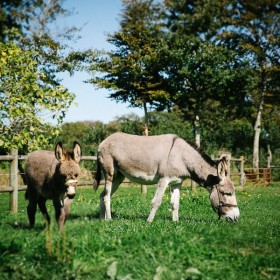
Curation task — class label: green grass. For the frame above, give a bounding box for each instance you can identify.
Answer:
[0,183,279,280]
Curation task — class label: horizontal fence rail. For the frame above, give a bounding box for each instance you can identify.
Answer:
[0,150,274,213]
[244,168,272,186]
[0,155,97,192]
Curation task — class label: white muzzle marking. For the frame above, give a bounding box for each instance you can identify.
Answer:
[67,185,76,196]
[65,179,78,186]
[65,179,78,198]
[225,207,240,222]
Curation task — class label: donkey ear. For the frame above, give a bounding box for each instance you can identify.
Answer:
[217,157,228,182]
[55,142,65,162]
[73,141,82,163]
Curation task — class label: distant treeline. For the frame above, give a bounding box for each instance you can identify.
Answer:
[54,109,279,172]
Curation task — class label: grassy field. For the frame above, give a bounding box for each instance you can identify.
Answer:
[0,183,279,280]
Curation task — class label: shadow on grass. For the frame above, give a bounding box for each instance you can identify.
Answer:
[8,221,46,231]
[0,239,22,254]
[111,212,148,221]
[68,211,100,221]
[69,211,149,222]
[101,211,220,224]
[65,209,220,224]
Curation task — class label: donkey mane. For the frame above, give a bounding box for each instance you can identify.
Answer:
[181,138,217,167]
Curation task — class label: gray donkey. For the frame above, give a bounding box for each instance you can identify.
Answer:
[94,132,240,222]
[25,142,81,230]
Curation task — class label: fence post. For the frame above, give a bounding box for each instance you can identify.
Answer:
[9,149,18,213]
[239,156,246,187]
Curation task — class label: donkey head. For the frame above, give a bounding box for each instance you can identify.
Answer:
[209,157,240,222]
[55,142,82,199]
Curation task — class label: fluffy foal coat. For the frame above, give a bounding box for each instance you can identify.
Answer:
[25,142,81,230]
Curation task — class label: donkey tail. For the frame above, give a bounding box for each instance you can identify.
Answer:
[93,158,101,191]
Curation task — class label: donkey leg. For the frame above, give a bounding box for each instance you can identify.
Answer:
[170,184,181,222]
[26,189,38,228]
[98,157,114,220]
[99,189,107,219]
[38,196,51,227]
[53,199,65,230]
[109,172,125,217]
[147,178,169,222]
[27,200,37,228]
[63,197,73,220]
[100,172,125,220]
[100,178,113,220]
[111,172,125,196]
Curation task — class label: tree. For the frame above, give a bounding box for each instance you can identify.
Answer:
[149,107,193,139]
[88,0,168,132]
[110,114,143,135]
[0,42,75,150]
[0,0,34,41]
[162,1,251,147]
[0,0,83,151]
[217,0,280,170]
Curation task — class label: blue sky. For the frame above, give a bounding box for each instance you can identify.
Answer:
[56,0,143,124]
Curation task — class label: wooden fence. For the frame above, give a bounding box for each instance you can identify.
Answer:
[0,150,96,213]
[244,168,272,186]
[212,154,272,187]
[0,150,272,213]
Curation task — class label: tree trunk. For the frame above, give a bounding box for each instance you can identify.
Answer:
[267,144,272,168]
[194,115,201,148]
[191,115,201,192]
[253,91,265,176]
[253,66,266,176]
[142,101,149,136]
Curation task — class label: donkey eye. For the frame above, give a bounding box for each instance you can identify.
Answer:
[223,192,232,196]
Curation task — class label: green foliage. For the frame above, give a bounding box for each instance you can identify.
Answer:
[0,42,75,150]
[88,0,169,111]
[56,108,279,170]
[57,115,143,155]
[149,108,193,140]
[56,110,193,154]
[108,114,143,135]
[216,0,280,168]
[160,1,254,148]
[87,0,254,144]
[57,122,91,151]
[0,184,279,279]
[0,1,86,152]
[0,0,35,41]
[163,37,252,122]
[0,0,73,42]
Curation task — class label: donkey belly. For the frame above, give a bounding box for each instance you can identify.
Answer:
[40,185,56,199]
[29,177,61,200]
[120,169,160,185]
[30,183,53,199]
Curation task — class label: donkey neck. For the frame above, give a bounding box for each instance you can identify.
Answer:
[185,152,218,189]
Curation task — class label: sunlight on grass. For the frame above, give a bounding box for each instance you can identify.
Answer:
[0,183,279,279]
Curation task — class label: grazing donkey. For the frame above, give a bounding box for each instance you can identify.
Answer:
[25,142,81,230]
[93,133,240,222]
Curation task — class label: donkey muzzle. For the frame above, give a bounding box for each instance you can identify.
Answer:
[65,179,78,199]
